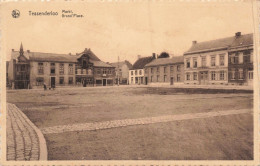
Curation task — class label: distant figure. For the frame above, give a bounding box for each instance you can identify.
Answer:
[43,83,47,90]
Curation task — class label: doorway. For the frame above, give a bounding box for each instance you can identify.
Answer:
[199,71,208,85]
[170,77,174,85]
[51,77,56,88]
[103,79,107,86]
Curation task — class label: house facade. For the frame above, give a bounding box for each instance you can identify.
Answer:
[129,54,156,85]
[110,60,133,85]
[183,32,253,86]
[144,56,184,85]
[75,48,116,87]
[228,33,253,86]
[8,44,115,89]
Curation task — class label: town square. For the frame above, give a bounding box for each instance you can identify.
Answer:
[1,1,257,163]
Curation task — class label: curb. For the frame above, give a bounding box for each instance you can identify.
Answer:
[10,103,48,160]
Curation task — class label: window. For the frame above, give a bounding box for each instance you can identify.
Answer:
[211,71,216,80]
[170,66,173,72]
[139,70,142,75]
[220,71,225,80]
[108,69,112,74]
[151,76,153,82]
[177,65,180,71]
[59,77,64,84]
[211,56,216,66]
[230,54,239,64]
[69,77,73,84]
[151,68,154,74]
[239,69,244,79]
[36,77,44,86]
[38,62,44,74]
[131,71,134,75]
[193,58,197,68]
[131,77,133,83]
[186,59,190,68]
[201,57,206,67]
[164,67,167,73]
[135,70,137,75]
[69,64,74,75]
[186,73,190,81]
[157,67,159,72]
[220,55,225,66]
[230,70,235,80]
[164,75,167,82]
[193,72,197,80]
[97,69,101,74]
[157,75,159,82]
[59,63,64,75]
[177,74,181,82]
[103,69,107,74]
[249,71,253,80]
[50,63,55,74]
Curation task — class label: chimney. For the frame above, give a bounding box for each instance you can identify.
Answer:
[152,53,156,59]
[192,40,197,45]
[69,53,71,56]
[12,49,14,52]
[27,50,30,53]
[235,32,241,37]
[137,55,141,59]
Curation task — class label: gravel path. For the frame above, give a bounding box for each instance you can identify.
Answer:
[41,109,252,134]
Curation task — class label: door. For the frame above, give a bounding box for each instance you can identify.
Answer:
[51,77,55,88]
[103,79,107,86]
[248,71,253,86]
[200,71,208,85]
[170,77,174,85]
[145,77,148,85]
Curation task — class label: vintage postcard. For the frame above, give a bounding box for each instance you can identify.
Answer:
[0,0,259,165]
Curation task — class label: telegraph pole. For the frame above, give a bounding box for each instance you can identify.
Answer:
[117,56,119,86]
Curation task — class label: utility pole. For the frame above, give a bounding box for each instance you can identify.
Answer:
[117,56,120,86]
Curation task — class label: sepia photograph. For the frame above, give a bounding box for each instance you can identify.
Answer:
[0,0,259,165]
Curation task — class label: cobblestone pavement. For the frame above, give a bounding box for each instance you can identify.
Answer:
[7,103,47,161]
[41,109,252,134]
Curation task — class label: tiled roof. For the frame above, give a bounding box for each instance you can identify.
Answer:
[76,48,101,61]
[185,33,253,55]
[145,56,184,67]
[131,56,155,69]
[11,51,77,63]
[230,33,253,48]
[90,59,114,68]
[110,60,133,69]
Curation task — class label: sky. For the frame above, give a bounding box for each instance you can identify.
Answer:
[1,1,254,64]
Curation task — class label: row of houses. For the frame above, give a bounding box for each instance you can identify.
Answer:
[7,32,253,89]
[129,32,254,86]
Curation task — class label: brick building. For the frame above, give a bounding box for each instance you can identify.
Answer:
[8,44,115,89]
[183,32,253,86]
[144,56,184,85]
[228,33,253,86]
[129,54,156,85]
[110,60,133,85]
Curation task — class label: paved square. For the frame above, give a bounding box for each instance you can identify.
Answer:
[7,86,253,160]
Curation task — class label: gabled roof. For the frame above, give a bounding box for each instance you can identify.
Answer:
[10,48,114,67]
[230,33,253,48]
[110,60,133,69]
[145,56,184,67]
[11,51,77,63]
[131,56,155,69]
[77,48,101,61]
[89,59,114,68]
[184,33,253,55]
